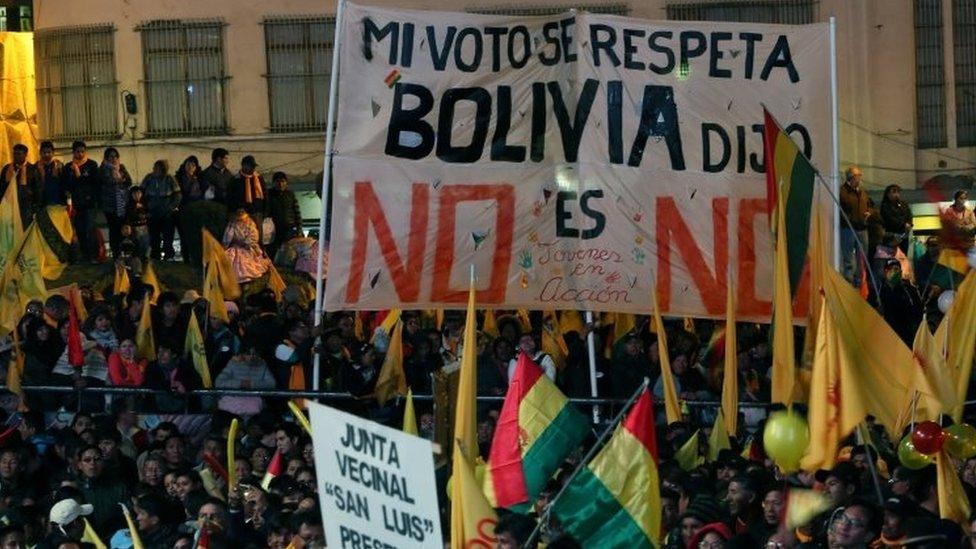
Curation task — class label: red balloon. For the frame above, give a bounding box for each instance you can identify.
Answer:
[912,421,946,455]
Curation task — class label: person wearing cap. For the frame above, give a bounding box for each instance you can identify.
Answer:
[141,159,181,261]
[265,171,302,259]
[688,522,732,549]
[37,498,92,549]
[227,155,266,235]
[872,496,916,547]
[878,258,922,345]
[676,495,726,549]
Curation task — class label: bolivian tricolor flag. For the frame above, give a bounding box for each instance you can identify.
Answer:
[552,388,660,548]
[483,352,588,510]
[763,107,815,295]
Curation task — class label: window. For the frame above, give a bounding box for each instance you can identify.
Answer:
[915,0,947,149]
[666,0,817,24]
[263,16,335,133]
[19,6,32,31]
[34,25,119,140]
[954,0,976,146]
[468,4,630,15]
[139,19,227,136]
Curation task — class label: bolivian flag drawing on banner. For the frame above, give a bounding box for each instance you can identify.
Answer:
[764,107,815,295]
[483,352,588,511]
[552,388,660,548]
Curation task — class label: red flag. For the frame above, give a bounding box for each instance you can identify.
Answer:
[67,301,84,367]
[262,450,283,490]
[859,253,870,300]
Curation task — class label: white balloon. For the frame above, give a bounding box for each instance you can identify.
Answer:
[968,247,976,270]
[939,290,956,314]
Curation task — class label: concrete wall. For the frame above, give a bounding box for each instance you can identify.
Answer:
[32,0,976,192]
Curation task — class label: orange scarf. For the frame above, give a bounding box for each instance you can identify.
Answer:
[241,171,264,204]
[5,163,26,187]
[71,155,88,178]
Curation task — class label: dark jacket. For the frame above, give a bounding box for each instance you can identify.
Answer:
[880,198,913,234]
[200,163,233,202]
[38,159,65,205]
[0,162,43,225]
[79,473,129,537]
[839,182,870,230]
[880,281,924,345]
[141,174,181,219]
[60,159,100,209]
[265,186,302,240]
[140,523,179,549]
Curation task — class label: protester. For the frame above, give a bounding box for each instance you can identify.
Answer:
[0,144,42,227]
[61,141,101,262]
[99,147,133,257]
[141,160,181,261]
[839,165,871,286]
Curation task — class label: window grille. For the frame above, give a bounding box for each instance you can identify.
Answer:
[263,15,335,133]
[666,0,817,24]
[468,4,630,16]
[954,0,976,146]
[139,19,228,137]
[34,24,119,140]
[915,0,948,149]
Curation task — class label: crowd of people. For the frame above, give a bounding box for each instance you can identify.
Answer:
[1,139,976,549]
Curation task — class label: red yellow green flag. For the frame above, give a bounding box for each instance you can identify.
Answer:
[552,388,660,548]
[483,352,588,510]
[771,188,796,406]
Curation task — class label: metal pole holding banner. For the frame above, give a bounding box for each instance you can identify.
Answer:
[584,311,600,424]
[312,0,347,392]
[829,16,841,272]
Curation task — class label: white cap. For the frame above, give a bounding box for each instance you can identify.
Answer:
[49,498,94,525]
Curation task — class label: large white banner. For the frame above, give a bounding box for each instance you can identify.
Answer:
[309,402,443,549]
[325,3,831,320]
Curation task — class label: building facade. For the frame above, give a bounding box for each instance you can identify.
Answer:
[30,0,976,198]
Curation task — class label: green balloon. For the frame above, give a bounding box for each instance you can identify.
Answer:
[944,424,976,460]
[763,410,810,473]
[898,434,934,469]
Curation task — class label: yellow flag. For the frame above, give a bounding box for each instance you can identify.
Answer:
[0,224,51,336]
[939,270,976,421]
[902,318,956,423]
[516,309,532,333]
[683,317,696,334]
[771,190,796,405]
[611,312,637,343]
[651,283,682,425]
[185,309,212,388]
[119,504,146,549]
[675,430,702,471]
[142,260,163,304]
[202,228,241,300]
[800,295,844,471]
[374,320,407,406]
[785,489,832,529]
[135,294,155,361]
[82,517,108,549]
[435,309,445,331]
[403,389,418,436]
[227,418,239,491]
[482,309,499,338]
[937,450,971,526]
[288,401,312,435]
[454,279,478,463]
[267,263,287,300]
[722,277,738,436]
[541,311,569,369]
[372,309,401,344]
[113,263,131,296]
[450,440,497,549]
[707,410,731,462]
[203,264,229,323]
[559,310,585,335]
[353,312,365,341]
[0,171,23,272]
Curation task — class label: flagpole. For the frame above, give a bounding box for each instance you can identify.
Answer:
[312,0,347,393]
[523,377,650,548]
[829,16,841,272]
[584,311,600,424]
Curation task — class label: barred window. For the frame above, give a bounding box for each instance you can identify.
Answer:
[666,0,817,24]
[264,16,335,133]
[954,0,976,146]
[916,0,947,149]
[139,19,227,137]
[468,4,630,15]
[34,25,119,140]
